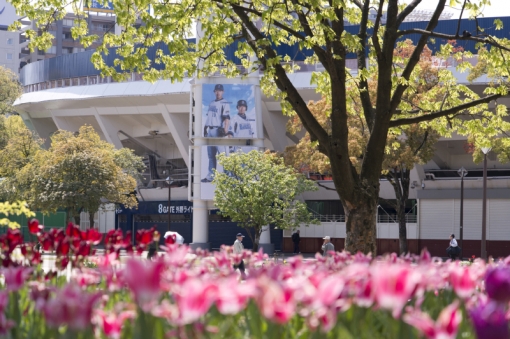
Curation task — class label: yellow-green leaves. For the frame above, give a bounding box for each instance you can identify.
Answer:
[213,150,317,239]
[0,202,35,229]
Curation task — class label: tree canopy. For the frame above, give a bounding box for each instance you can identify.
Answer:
[10,0,510,253]
[214,150,317,251]
[0,66,22,116]
[4,126,143,223]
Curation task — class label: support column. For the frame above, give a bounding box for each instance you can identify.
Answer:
[258,225,274,254]
[158,104,190,167]
[93,109,124,149]
[190,137,210,250]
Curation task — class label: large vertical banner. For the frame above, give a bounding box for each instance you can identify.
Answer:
[202,84,258,139]
[200,146,258,200]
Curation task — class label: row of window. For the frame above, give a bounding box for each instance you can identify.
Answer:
[45,46,85,54]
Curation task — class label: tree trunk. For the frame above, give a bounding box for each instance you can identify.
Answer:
[344,194,378,255]
[252,231,260,252]
[397,205,408,254]
[74,213,81,227]
[89,211,95,230]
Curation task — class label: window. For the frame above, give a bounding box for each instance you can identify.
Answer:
[45,46,57,54]
[63,19,74,27]
[6,53,12,60]
[6,38,12,45]
[63,32,73,40]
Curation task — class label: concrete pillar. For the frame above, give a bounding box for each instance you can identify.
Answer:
[158,104,190,167]
[93,109,124,149]
[56,19,63,56]
[258,225,274,254]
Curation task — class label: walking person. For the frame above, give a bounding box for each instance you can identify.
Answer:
[291,230,301,254]
[321,236,335,257]
[447,233,459,260]
[233,233,246,278]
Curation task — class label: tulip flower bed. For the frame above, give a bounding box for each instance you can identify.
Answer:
[0,221,508,339]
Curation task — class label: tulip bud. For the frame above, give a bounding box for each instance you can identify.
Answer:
[153,230,161,243]
[485,266,510,303]
[470,300,509,339]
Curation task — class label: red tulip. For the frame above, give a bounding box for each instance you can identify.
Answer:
[136,228,154,246]
[449,265,478,299]
[84,228,103,245]
[56,239,70,256]
[66,223,81,238]
[28,219,43,234]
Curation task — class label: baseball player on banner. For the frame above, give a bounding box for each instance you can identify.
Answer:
[202,84,230,182]
[227,99,255,138]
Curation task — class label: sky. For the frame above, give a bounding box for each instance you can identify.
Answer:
[408,0,510,18]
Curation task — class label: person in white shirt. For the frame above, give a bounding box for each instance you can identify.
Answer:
[447,233,459,260]
[233,233,246,277]
[321,236,335,257]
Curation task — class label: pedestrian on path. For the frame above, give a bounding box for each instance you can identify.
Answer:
[447,233,460,260]
[233,233,246,278]
[292,230,301,254]
[321,236,334,257]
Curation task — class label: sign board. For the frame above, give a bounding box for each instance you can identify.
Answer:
[200,145,258,200]
[84,0,114,13]
[202,83,259,139]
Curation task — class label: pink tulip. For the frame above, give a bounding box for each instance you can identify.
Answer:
[95,310,134,339]
[403,301,462,339]
[371,263,420,318]
[256,277,295,324]
[123,258,165,305]
[2,267,32,291]
[215,277,256,315]
[314,274,345,308]
[449,265,478,299]
[42,285,102,330]
[174,278,217,324]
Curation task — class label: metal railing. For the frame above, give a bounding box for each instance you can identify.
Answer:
[311,214,417,224]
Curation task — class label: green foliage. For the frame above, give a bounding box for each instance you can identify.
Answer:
[16,126,142,221]
[213,151,317,248]
[10,0,510,252]
[0,66,22,116]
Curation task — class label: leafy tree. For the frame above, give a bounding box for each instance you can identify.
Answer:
[214,150,317,251]
[21,126,142,224]
[285,41,439,254]
[0,115,44,202]
[12,0,510,253]
[0,66,22,116]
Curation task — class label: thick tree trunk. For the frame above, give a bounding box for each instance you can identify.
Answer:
[252,231,260,252]
[397,206,408,254]
[74,214,81,226]
[344,194,378,255]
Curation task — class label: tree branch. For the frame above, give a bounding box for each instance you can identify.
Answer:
[357,0,375,130]
[390,0,446,114]
[455,0,468,37]
[396,0,422,26]
[389,94,502,127]
[371,0,384,58]
[229,6,330,146]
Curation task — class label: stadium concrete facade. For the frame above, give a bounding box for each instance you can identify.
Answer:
[13,17,510,257]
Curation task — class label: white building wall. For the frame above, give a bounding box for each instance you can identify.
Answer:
[0,30,19,74]
[283,222,418,239]
[419,199,510,241]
